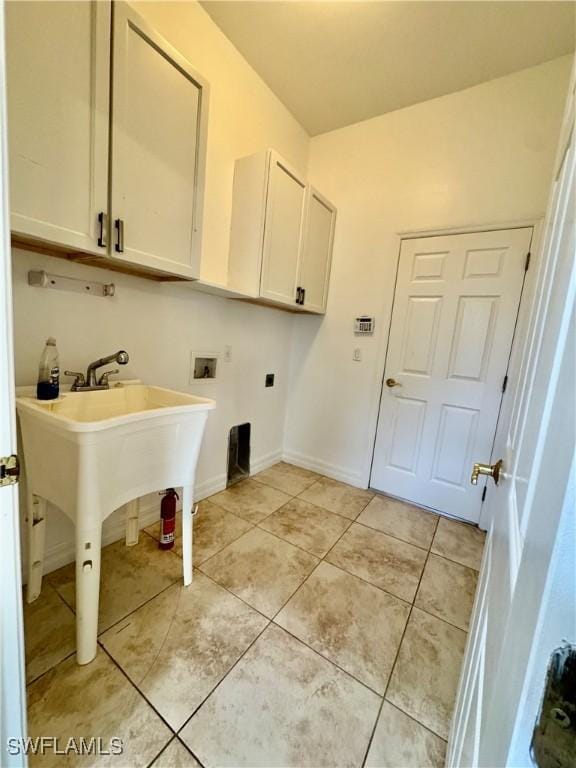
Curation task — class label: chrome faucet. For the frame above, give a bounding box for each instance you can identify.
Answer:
[65,350,130,391]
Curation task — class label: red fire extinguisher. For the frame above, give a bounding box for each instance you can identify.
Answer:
[159,488,179,550]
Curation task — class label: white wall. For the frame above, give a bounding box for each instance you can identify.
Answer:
[13,250,294,572]
[12,0,309,574]
[284,56,572,488]
[12,4,572,574]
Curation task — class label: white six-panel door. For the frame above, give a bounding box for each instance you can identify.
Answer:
[371,228,532,522]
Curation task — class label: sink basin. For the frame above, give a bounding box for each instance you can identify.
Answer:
[17,383,214,429]
[17,383,215,664]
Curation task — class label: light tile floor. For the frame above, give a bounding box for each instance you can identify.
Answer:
[23,461,485,767]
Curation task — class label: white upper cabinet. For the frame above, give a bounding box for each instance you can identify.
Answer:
[228,150,336,313]
[260,155,307,306]
[298,187,336,314]
[109,3,208,278]
[6,1,208,281]
[6,0,110,255]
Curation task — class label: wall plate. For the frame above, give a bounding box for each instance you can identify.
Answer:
[354,316,375,335]
[190,352,220,384]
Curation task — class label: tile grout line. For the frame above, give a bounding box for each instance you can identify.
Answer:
[206,472,470,569]
[97,579,180,638]
[384,516,462,743]
[312,558,412,609]
[27,464,481,764]
[271,621,384,699]
[173,489,377,739]
[385,699,449,743]
[195,485,471,745]
[250,470,320,497]
[25,648,77,688]
[99,641,179,737]
[195,488,460,709]
[427,548,482,574]
[351,516,436,553]
[205,496,290,532]
[141,502,258,563]
[267,507,359,621]
[33,572,181,685]
[361,514,442,766]
[196,567,271,623]
[294,489,376,523]
[100,568,273,760]
[252,520,335,560]
[175,620,272,738]
[145,735,206,768]
[193,519,258,569]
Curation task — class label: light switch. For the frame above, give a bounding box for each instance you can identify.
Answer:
[353,348,362,362]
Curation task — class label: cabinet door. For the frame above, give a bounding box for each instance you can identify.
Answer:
[298,187,336,314]
[260,153,306,306]
[6,1,110,254]
[110,3,208,279]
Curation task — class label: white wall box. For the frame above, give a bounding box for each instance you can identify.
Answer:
[228,150,336,314]
[6,1,208,282]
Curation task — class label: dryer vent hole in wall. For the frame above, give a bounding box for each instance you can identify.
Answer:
[265,373,275,387]
[227,423,250,487]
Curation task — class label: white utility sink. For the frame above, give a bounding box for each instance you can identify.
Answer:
[17,383,215,664]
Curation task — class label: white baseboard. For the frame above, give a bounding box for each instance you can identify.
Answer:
[282,449,365,488]
[38,447,284,577]
[251,448,283,475]
[42,499,162,576]
[194,448,282,500]
[195,473,227,501]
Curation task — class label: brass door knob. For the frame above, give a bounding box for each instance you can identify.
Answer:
[471,459,503,486]
[385,378,401,388]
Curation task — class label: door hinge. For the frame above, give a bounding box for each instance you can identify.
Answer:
[481,486,487,502]
[525,251,531,271]
[0,454,20,487]
[502,374,508,393]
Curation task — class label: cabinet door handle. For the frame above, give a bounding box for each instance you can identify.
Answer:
[295,287,302,305]
[301,288,306,306]
[114,218,124,253]
[97,211,107,248]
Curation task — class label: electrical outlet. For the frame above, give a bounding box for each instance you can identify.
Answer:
[265,373,275,387]
[353,348,362,362]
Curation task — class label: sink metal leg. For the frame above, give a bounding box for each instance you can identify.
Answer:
[75,523,102,665]
[26,493,46,603]
[182,485,194,586]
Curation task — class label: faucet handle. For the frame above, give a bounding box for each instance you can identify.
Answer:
[98,369,120,387]
[64,371,86,391]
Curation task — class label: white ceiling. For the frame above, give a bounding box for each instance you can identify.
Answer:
[200,1,575,136]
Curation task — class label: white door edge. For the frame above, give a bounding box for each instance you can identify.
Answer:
[0,0,27,764]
